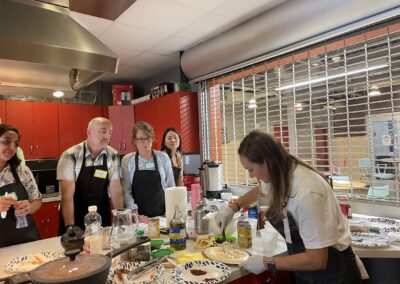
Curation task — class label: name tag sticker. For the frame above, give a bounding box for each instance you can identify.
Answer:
[94,169,108,179]
[145,162,155,169]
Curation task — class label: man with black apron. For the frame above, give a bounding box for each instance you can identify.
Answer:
[57,117,123,235]
[131,151,165,217]
[0,167,40,247]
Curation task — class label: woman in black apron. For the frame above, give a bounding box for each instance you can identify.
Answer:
[121,122,175,218]
[0,124,41,248]
[215,130,361,284]
[161,127,183,186]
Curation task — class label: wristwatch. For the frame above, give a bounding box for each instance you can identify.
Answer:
[267,256,276,274]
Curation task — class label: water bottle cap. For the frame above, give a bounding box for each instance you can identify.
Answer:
[88,205,97,212]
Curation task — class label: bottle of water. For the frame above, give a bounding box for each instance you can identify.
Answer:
[84,205,102,254]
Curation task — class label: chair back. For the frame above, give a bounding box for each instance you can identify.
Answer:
[367,185,390,198]
[376,164,387,174]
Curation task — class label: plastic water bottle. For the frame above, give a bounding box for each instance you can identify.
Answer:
[84,205,102,254]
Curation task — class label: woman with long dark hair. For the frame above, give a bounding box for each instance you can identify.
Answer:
[215,130,361,284]
[0,124,41,247]
[161,127,183,186]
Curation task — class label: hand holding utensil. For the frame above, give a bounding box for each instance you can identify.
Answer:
[127,256,167,280]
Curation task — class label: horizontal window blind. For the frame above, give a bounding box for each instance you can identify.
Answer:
[199,17,400,203]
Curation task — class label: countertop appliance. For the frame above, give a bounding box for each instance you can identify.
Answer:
[26,159,59,196]
[199,160,224,199]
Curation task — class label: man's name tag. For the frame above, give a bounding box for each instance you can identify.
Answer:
[94,169,108,179]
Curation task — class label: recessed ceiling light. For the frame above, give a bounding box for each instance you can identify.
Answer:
[53,90,64,98]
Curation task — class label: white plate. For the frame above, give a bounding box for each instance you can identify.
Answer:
[108,261,165,284]
[5,252,63,273]
[203,246,249,265]
[351,232,391,248]
[172,260,231,284]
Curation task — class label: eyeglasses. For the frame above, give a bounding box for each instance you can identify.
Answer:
[135,137,151,143]
[0,140,19,148]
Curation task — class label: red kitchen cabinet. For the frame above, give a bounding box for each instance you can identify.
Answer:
[58,104,82,153]
[134,92,199,153]
[0,100,6,123]
[80,105,104,139]
[134,99,158,148]
[32,201,59,239]
[108,105,135,155]
[6,101,59,159]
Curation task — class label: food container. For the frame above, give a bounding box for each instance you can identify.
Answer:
[9,226,150,284]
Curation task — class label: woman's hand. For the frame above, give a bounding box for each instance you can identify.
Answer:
[14,200,31,216]
[0,196,16,213]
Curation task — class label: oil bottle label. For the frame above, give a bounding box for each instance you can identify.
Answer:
[170,228,186,245]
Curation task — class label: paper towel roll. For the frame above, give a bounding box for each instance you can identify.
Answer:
[165,186,187,228]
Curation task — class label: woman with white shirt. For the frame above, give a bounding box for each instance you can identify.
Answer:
[215,130,361,284]
[122,121,175,218]
[0,124,41,247]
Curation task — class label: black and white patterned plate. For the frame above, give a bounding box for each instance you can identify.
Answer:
[351,232,391,248]
[108,261,165,284]
[172,260,231,284]
[5,252,63,273]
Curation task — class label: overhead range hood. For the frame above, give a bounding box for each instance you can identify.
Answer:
[0,0,119,98]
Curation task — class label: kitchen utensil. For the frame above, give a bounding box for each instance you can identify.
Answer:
[8,226,150,284]
[221,228,227,243]
[127,256,166,280]
[108,261,165,284]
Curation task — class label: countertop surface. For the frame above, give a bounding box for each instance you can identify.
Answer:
[0,229,287,283]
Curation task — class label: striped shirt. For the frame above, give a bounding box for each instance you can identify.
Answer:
[57,141,121,182]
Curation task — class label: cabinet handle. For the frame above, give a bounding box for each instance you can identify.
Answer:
[35,145,39,154]
[30,145,33,154]
[123,143,126,150]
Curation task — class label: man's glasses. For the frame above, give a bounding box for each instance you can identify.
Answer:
[136,137,151,143]
[0,140,19,148]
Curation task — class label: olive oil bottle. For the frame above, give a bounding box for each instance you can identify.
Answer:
[169,205,186,251]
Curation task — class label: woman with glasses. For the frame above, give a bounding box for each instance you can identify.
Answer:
[0,124,41,247]
[215,130,361,284]
[161,127,183,186]
[122,121,175,219]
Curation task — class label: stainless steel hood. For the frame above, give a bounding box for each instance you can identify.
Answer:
[0,0,119,98]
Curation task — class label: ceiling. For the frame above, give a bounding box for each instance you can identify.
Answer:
[69,0,288,83]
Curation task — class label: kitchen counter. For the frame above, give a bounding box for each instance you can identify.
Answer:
[41,193,61,203]
[0,231,288,283]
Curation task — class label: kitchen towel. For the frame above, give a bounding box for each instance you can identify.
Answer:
[165,186,187,228]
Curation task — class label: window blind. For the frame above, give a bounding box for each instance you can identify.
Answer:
[199,17,400,203]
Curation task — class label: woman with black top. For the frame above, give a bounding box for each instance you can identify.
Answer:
[161,127,183,186]
[0,124,41,247]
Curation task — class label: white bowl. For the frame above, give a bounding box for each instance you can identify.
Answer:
[205,212,241,235]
